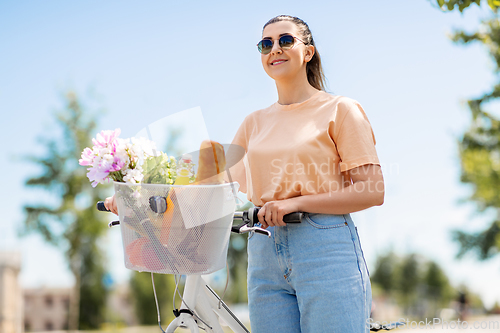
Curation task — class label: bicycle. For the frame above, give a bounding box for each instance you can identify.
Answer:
[98,181,402,332]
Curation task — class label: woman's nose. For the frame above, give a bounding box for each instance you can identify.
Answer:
[270,40,282,55]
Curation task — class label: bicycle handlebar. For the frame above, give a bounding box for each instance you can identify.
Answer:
[96,200,304,236]
[97,196,169,214]
[231,207,303,237]
[233,207,302,225]
[96,201,109,212]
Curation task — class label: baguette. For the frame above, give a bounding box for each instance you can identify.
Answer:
[194,140,226,184]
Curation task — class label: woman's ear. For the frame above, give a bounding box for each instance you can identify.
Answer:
[304,45,315,63]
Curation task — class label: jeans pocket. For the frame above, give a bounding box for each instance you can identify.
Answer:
[305,213,348,229]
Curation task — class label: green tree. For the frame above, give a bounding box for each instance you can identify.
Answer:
[489,301,500,314]
[424,261,453,302]
[371,250,399,294]
[129,272,175,324]
[449,19,500,261]
[371,252,463,318]
[423,261,455,316]
[430,0,499,12]
[398,254,421,305]
[429,0,500,263]
[22,91,109,329]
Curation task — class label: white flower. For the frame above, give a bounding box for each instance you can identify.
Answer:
[123,168,144,184]
[103,154,114,164]
[132,137,158,157]
[99,147,111,156]
[92,155,102,166]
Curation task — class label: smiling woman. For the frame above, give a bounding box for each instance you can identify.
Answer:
[259,16,326,96]
[227,15,383,333]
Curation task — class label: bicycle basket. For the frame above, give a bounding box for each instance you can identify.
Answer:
[114,182,240,275]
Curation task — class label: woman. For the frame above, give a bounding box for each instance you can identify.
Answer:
[228,15,384,332]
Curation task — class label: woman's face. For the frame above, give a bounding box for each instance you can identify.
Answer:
[260,21,314,82]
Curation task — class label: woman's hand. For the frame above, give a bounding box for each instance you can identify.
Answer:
[104,195,118,215]
[257,198,300,229]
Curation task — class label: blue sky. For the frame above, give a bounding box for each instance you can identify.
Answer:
[2,1,500,308]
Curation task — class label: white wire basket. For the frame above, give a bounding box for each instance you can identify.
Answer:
[114,182,240,275]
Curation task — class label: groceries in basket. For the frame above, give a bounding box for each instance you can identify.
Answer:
[80,129,236,274]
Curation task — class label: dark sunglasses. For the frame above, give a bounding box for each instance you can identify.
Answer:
[257,35,306,55]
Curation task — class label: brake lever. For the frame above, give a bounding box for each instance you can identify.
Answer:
[240,225,271,237]
[231,223,271,237]
[108,221,120,228]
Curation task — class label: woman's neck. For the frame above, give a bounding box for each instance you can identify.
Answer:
[275,78,320,105]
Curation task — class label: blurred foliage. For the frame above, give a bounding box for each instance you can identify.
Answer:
[129,272,175,325]
[446,18,500,261]
[371,251,398,293]
[490,301,500,313]
[371,251,462,318]
[424,261,454,302]
[22,91,109,329]
[428,0,500,262]
[399,254,420,300]
[431,0,500,12]
[224,200,254,303]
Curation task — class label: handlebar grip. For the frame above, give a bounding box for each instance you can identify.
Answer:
[96,201,110,212]
[283,212,303,223]
[252,207,303,224]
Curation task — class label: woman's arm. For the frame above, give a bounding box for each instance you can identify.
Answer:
[257,164,384,228]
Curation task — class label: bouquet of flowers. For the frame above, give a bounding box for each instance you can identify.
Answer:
[78,128,180,187]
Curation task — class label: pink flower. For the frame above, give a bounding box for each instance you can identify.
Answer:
[78,147,94,166]
[86,166,110,188]
[113,155,127,171]
[92,128,121,148]
[80,128,173,187]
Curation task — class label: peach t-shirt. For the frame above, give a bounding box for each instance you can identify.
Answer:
[228,91,380,207]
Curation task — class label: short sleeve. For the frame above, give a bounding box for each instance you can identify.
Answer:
[225,116,250,193]
[332,99,380,172]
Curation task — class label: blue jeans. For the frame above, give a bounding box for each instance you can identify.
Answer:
[247,213,371,333]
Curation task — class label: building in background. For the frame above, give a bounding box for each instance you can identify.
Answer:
[0,252,22,333]
[23,288,71,332]
[23,284,137,331]
[0,251,137,332]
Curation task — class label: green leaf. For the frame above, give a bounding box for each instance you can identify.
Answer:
[488,0,500,11]
[459,0,472,12]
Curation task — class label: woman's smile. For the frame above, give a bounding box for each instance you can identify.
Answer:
[270,59,288,66]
